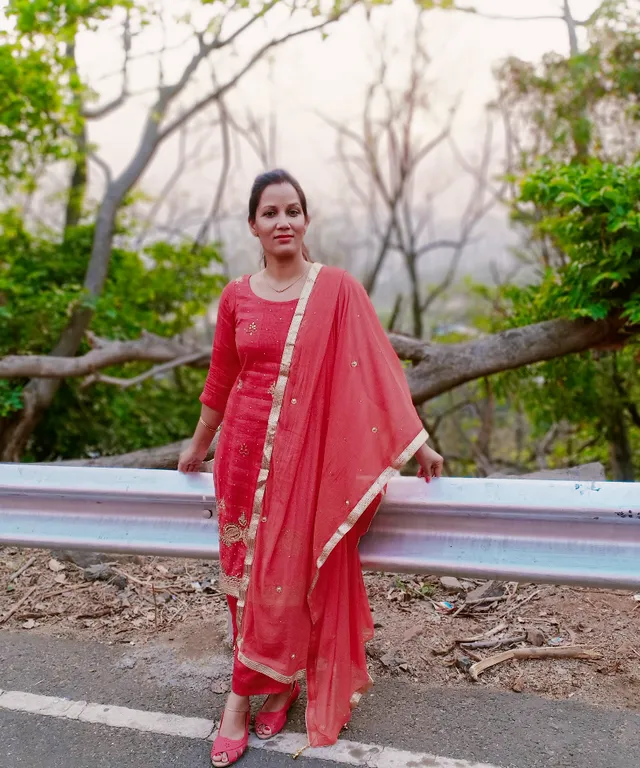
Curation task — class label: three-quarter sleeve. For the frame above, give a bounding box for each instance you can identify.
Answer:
[200,282,241,414]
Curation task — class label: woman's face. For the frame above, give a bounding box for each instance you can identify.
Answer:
[249,183,308,261]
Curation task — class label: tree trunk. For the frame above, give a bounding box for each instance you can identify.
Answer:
[607,404,634,481]
[405,254,423,337]
[362,219,395,296]
[63,39,87,232]
[562,0,591,162]
[0,196,120,461]
[387,293,403,332]
[563,0,580,56]
[64,147,88,231]
[0,36,94,462]
[400,316,628,404]
[475,378,495,474]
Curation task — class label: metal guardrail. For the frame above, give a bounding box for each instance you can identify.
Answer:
[1,465,639,589]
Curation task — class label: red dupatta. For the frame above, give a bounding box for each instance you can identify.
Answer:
[233,264,427,746]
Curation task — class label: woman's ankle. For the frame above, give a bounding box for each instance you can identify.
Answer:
[226,692,250,712]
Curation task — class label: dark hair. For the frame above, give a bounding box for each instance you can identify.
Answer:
[248,169,311,264]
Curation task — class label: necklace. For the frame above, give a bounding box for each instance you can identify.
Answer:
[263,267,308,294]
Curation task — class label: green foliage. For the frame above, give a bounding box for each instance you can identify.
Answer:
[35,368,210,462]
[0,212,225,459]
[0,0,145,188]
[505,160,640,326]
[495,1,639,165]
[474,0,640,480]
[499,345,637,437]
[0,42,75,186]
[5,0,136,37]
[470,158,640,479]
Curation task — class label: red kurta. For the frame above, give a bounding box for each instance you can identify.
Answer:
[200,275,295,695]
[200,275,297,598]
[201,265,427,746]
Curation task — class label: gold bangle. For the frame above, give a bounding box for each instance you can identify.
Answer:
[199,416,217,433]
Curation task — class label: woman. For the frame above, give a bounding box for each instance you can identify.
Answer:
[178,169,443,767]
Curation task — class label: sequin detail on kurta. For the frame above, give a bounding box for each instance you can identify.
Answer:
[200,276,298,595]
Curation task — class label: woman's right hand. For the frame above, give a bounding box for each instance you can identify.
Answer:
[178,443,208,473]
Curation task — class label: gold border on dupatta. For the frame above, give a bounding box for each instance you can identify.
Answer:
[309,428,429,595]
[235,262,323,639]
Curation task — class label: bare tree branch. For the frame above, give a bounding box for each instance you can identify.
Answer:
[323,18,455,306]
[455,0,587,57]
[134,124,193,247]
[87,150,114,186]
[430,397,474,432]
[415,238,467,257]
[420,117,505,316]
[3,319,635,407]
[455,6,564,23]
[159,17,336,142]
[54,438,215,470]
[535,423,561,470]
[81,350,209,389]
[229,111,271,167]
[193,92,232,248]
[94,36,193,84]
[398,317,633,403]
[83,12,132,120]
[0,332,208,380]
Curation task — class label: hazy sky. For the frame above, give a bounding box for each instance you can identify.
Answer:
[83,0,600,194]
[8,0,603,285]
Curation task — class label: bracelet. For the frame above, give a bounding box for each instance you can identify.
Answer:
[199,416,217,433]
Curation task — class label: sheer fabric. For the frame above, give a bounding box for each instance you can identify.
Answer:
[226,596,290,697]
[201,264,427,745]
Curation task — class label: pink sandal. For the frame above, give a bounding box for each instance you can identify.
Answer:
[211,709,250,766]
[254,682,300,740]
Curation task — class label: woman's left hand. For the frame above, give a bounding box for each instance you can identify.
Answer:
[416,444,444,483]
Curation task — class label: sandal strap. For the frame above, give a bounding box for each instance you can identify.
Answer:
[211,710,250,766]
[255,682,300,734]
[258,682,296,716]
[212,735,246,751]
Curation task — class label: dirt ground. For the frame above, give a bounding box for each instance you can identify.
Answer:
[2,547,639,711]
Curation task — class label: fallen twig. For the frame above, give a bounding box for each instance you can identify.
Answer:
[451,594,508,618]
[111,566,175,590]
[17,610,65,620]
[40,582,94,600]
[166,598,189,627]
[456,622,509,644]
[468,646,602,681]
[152,583,159,632]
[75,606,123,620]
[8,556,37,584]
[502,589,541,617]
[110,567,153,587]
[466,595,509,606]
[0,585,39,625]
[461,633,527,651]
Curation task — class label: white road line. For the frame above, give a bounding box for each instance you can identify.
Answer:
[0,688,502,768]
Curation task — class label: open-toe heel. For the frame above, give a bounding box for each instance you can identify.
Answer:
[211,709,250,766]
[254,682,300,740]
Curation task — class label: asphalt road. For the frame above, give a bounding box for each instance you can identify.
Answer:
[1,631,640,768]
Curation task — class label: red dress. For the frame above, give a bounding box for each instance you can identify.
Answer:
[200,275,295,694]
[200,266,427,745]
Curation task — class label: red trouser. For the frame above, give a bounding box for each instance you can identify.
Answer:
[226,596,291,696]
